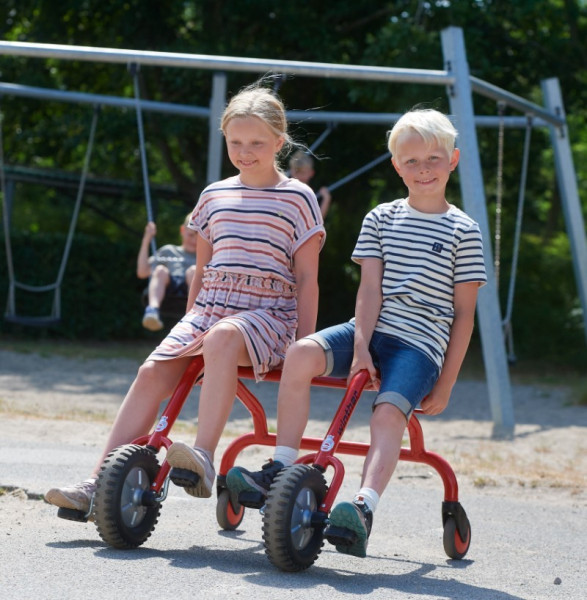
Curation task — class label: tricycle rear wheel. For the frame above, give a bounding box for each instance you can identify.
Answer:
[216,488,245,530]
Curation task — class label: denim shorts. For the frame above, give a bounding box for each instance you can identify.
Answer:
[307,321,439,420]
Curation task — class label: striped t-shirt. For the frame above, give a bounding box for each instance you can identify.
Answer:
[190,175,325,285]
[352,198,487,369]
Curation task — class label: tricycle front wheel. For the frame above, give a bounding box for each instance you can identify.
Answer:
[94,444,162,549]
[262,464,327,572]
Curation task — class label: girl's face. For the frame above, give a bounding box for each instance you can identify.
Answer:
[391,132,459,206]
[224,116,284,185]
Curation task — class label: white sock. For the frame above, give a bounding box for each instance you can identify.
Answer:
[355,487,380,513]
[273,446,298,467]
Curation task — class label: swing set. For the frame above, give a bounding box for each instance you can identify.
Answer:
[0,71,397,328]
[0,65,189,327]
[1,27,586,438]
[0,103,100,326]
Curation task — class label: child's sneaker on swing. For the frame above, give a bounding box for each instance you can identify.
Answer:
[142,306,163,331]
[44,479,97,514]
[324,499,373,558]
[226,459,284,498]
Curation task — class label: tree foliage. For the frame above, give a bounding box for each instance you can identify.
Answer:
[1,0,586,361]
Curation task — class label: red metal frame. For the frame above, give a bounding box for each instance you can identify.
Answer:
[133,356,460,509]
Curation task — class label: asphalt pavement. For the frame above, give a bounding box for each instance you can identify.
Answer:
[1,382,585,600]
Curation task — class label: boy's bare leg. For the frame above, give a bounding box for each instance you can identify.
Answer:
[223,338,326,499]
[275,338,327,450]
[360,403,406,496]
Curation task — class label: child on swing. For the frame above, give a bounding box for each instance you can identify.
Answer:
[45,80,325,513]
[138,214,197,332]
[289,150,332,219]
[227,108,487,558]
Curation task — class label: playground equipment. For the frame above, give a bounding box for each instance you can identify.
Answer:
[1,27,586,438]
[55,356,471,571]
[0,104,99,326]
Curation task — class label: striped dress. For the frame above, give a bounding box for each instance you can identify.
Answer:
[148,175,325,380]
[352,198,487,370]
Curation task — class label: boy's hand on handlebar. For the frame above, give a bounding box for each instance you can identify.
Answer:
[347,348,379,389]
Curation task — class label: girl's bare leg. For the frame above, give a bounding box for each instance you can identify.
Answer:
[193,323,252,460]
[90,356,193,477]
[275,338,326,450]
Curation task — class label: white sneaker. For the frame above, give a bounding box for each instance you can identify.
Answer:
[45,479,97,513]
[166,442,215,498]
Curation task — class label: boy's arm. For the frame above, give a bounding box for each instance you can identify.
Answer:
[349,257,383,385]
[186,234,212,313]
[293,233,322,339]
[420,281,480,415]
[137,222,156,279]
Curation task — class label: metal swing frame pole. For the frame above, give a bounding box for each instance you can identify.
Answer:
[541,78,587,347]
[441,27,515,439]
[325,151,391,194]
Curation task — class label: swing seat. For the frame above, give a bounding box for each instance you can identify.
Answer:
[4,314,61,327]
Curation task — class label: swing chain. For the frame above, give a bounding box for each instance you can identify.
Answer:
[502,114,533,363]
[494,101,506,288]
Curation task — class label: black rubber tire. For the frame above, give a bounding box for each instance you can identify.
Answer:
[262,464,327,572]
[94,444,162,549]
[443,515,471,559]
[216,488,245,530]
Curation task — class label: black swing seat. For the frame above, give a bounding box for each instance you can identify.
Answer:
[4,313,61,327]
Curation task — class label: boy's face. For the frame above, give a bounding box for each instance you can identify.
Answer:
[391,132,459,202]
[180,226,198,253]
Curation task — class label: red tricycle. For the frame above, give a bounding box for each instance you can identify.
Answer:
[57,355,471,571]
